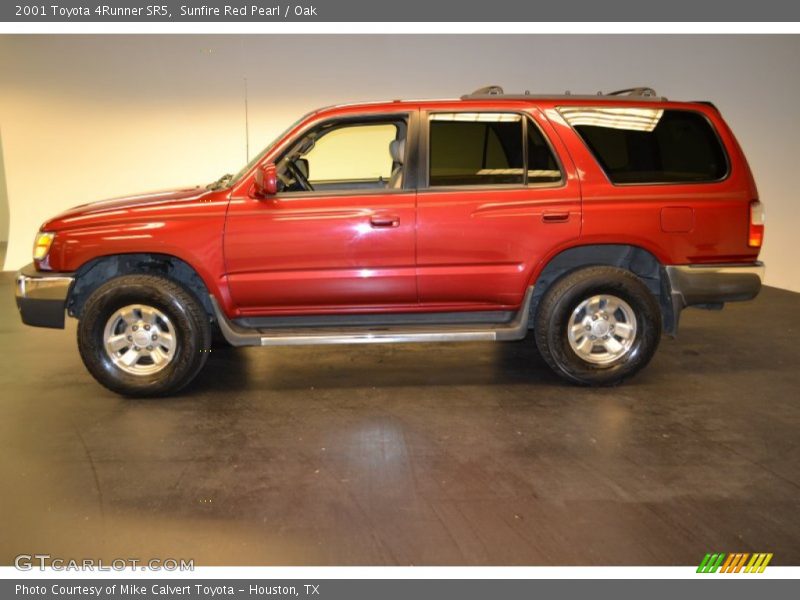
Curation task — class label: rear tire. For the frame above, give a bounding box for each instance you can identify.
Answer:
[534,266,661,386]
[77,274,211,397]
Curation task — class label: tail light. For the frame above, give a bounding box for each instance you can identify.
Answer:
[748,200,765,248]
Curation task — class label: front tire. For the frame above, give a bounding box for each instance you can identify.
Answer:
[534,266,662,386]
[77,274,211,397]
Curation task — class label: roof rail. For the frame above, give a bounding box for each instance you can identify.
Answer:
[461,85,666,101]
[607,87,659,98]
[468,85,505,96]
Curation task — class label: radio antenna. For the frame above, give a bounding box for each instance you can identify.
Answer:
[244,77,250,162]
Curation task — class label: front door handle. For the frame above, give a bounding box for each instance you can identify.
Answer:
[370,215,400,228]
[542,212,570,223]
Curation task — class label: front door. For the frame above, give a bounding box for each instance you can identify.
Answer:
[224,112,417,316]
[415,108,582,310]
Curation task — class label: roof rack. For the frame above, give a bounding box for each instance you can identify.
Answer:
[461,85,666,101]
[469,85,505,96]
[607,87,659,98]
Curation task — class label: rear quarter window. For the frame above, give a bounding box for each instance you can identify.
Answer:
[560,107,728,184]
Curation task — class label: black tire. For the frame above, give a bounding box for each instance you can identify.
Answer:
[534,266,661,386]
[77,274,211,397]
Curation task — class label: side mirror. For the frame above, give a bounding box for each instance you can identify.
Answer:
[254,163,278,197]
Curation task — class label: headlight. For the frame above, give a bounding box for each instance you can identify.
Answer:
[33,232,55,261]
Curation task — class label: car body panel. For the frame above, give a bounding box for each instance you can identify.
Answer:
[40,187,234,310]
[223,190,418,314]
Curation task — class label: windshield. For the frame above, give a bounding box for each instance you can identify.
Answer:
[210,110,316,190]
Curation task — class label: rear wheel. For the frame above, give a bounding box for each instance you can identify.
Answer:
[77,274,211,397]
[534,266,661,386]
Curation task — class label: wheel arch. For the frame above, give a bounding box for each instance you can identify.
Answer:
[67,253,215,321]
[529,243,678,335]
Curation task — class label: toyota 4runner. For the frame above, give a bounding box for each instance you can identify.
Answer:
[15,86,765,396]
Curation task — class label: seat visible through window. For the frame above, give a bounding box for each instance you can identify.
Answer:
[388,138,405,189]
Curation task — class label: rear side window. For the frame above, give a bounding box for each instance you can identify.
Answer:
[429,113,525,186]
[428,113,562,187]
[527,119,562,184]
[560,107,728,184]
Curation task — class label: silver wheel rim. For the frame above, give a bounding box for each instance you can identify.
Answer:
[567,294,637,365]
[103,304,177,376]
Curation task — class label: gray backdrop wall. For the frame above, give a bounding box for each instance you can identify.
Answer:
[1,35,798,290]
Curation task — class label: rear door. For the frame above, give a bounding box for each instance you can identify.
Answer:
[415,107,582,309]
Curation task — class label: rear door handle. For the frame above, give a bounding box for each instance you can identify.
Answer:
[370,215,400,228]
[542,212,570,223]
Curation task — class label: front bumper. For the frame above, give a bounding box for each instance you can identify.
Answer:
[665,262,765,308]
[15,263,75,328]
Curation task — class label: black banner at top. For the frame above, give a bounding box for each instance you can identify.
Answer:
[3,0,800,22]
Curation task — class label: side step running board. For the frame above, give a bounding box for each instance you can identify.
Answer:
[210,287,534,348]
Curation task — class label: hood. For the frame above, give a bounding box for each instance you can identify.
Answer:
[43,187,211,230]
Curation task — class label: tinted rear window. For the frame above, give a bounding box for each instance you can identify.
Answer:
[429,113,525,186]
[428,112,562,187]
[560,107,728,184]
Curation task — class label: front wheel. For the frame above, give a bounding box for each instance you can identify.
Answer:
[77,274,211,397]
[534,266,662,386]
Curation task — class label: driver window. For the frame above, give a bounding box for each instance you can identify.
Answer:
[277,119,407,193]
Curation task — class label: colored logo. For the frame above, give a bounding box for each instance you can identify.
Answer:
[697,553,773,573]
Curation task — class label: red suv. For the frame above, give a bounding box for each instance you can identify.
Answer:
[15,86,765,396]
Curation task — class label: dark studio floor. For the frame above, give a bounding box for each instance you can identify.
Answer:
[1,272,798,566]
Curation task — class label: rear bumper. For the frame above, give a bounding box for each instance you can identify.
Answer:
[15,263,75,328]
[665,262,764,308]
